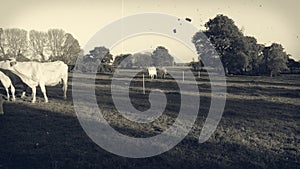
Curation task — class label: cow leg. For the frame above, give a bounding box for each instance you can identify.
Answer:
[31,86,36,103]
[62,79,67,100]
[10,85,16,101]
[5,88,9,101]
[21,91,26,99]
[40,84,48,103]
[21,84,28,99]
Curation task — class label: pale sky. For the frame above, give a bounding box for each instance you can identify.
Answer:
[1,0,299,62]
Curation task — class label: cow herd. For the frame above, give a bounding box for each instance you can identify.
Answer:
[147,67,168,80]
[0,59,69,114]
[0,61,167,115]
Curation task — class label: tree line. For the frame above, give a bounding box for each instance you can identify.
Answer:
[192,14,300,76]
[75,46,174,73]
[0,28,81,65]
[113,46,174,68]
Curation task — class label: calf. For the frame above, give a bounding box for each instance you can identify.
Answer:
[0,68,28,99]
[0,70,15,101]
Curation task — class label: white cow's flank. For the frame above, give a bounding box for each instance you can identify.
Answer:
[2,61,68,103]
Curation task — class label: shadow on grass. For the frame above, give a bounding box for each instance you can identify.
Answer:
[0,102,299,169]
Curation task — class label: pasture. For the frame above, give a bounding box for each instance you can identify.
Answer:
[0,67,299,169]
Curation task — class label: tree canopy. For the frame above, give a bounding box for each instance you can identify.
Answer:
[113,54,133,68]
[0,28,81,64]
[261,43,288,76]
[192,14,290,76]
[152,46,174,66]
[76,46,113,73]
[112,46,174,69]
[133,52,153,68]
[0,28,28,60]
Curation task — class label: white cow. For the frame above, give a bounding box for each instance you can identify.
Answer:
[147,67,157,80]
[2,60,68,103]
[0,71,16,101]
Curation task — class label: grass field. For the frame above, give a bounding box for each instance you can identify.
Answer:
[0,67,299,169]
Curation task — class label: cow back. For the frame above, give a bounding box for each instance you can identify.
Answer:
[11,61,68,87]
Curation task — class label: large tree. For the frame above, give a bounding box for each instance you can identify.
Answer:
[47,29,81,64]
[88,46,113,63]
[29,30,48,61]
[47,29,65,58]
[77,46,113,72]
[243,36,264,74]
[193,15,249,74]
[113,54,133,68]
[133,52,153,67]
[152,46,174,66]
[49,33,81,65]
[192,31,220,69]
[4,28,28,60]
[261,43,288,76]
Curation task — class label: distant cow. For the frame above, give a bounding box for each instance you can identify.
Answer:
[147,67,157,80]
[0,71,15,101]
[2,60,68,103]
[157,67,167,79]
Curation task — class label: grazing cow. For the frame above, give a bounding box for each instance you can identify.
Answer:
[0,68,29,99]
[0,71,16,101]
[3,60,68,103]
[157,67,167,79]
[147,67,157,80]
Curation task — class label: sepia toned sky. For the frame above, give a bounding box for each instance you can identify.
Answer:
[0,0,299,62]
